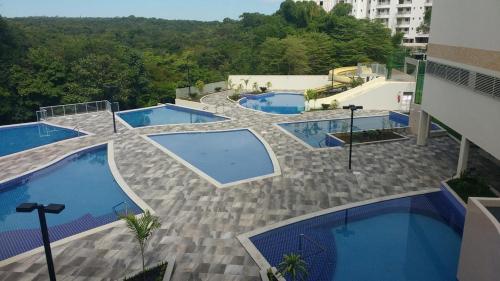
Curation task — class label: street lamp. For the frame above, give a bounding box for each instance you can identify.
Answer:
[16,203,65,281]
[342,104,364,170]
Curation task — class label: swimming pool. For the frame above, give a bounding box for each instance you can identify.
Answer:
[0,143,142,261]
[0,122,84,158]
[117,104,228,128]
[146,129,280,187]
[246,191,465,281]
[239,93,305,115]
[278,112,442,148]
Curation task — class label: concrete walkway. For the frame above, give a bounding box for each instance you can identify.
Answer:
[0,91,462,280]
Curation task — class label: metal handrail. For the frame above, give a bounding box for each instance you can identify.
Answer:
[112,201,129,217]
[37,100,119,120]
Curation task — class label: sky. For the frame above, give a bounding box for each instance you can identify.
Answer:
[0,0,284,21]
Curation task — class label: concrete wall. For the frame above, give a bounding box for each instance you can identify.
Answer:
[227,75,329,91]
[458,198,500,281]
[421,0,500,160]
[429,0,500,51]
[422,76,500,160]
[309,78,415,111]
[176,81,226,99]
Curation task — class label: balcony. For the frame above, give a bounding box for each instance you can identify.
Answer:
[397,0,413,7]
[396,21,411,27]
[425,0,433,6]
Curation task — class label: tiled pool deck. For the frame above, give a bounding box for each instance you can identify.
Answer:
[0,91,472,280]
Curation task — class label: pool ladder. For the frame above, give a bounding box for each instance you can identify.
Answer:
[112,201,130,217]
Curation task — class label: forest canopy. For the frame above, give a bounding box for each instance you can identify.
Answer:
[0,0,402,125]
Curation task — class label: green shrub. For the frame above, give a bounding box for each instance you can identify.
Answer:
[321,104,330,110]
[330,99,339,109]
[447,172,496,202]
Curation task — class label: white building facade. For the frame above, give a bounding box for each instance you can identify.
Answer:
[417,0,500,176]
[297,0,432,47]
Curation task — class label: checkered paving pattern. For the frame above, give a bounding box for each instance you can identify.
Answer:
[0,91,472,280]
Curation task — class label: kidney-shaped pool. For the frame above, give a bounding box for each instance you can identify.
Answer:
[239,93,305,115]
[0,143,143,261]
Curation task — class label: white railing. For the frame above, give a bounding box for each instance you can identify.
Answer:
[36,100,119,121]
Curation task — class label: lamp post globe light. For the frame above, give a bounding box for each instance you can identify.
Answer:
[342,105,363,170]
[16,203,65,281]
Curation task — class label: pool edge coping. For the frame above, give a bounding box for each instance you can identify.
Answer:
[236,188,441,271]
[272,113,393,151]
[273,111,446,151]
[114,103,232,130]
[0,121,95,161]
[0,141,154,267]
[140,128,282,189]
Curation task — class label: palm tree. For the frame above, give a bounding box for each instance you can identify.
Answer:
[122,210,161,279]
[278,253,308,281]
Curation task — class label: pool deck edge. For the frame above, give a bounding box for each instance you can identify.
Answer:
[141,128,282,189]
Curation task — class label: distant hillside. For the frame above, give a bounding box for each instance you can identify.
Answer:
[0,0,403,125]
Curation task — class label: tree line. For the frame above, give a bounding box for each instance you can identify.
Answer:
[0,0,403,125]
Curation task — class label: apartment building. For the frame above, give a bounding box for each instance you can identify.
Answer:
[417,0,500,179]
[298,0,432,47]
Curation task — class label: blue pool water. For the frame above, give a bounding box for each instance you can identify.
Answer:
[239,93,305,114]
[0,144,142,260]
[148,129,276,185]
[0,123,83,157]
[279,112,442,148]
[117,104,227,128]
[250,192,464,281]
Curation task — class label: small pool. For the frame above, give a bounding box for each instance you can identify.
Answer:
[278,112,442,148]
[248,191,464,281]
[0,144,142,261]
[0,123,84,158]
[117,104,228,128]
[239,93,305,115]
[147,129,279,187]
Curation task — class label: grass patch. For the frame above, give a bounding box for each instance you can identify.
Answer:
[447,174,496,202]
[124,262,168,281]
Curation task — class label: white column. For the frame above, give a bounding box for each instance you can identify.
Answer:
[456,136,471,177]
[416,110,431,145]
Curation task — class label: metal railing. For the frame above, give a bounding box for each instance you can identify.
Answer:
[36,100,119,121]
[427,60,500,99]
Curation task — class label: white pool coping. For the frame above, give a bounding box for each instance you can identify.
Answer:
[141,128,282,189]
[0,141,153,267]
[237,188,441,270]
[273,113,395,151]
[236,92,305,116]
[0,121,94,162]
[114,103,232,130]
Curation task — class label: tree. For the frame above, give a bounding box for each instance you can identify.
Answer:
[122,210,161,280]
[331,3,353,17]
[282,36,310,75]
[303,33,334,74]
[417,8,432,34]
[195,80,205,95]
[305,88,319,109]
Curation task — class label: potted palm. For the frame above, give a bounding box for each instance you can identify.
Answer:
[122,211,174,281]
[278,253,308,281]
[262,253,308,281]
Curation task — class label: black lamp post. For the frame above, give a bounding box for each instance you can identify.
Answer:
[16,203,65,281]
[111,102,117,134]
[342,104,363,170]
